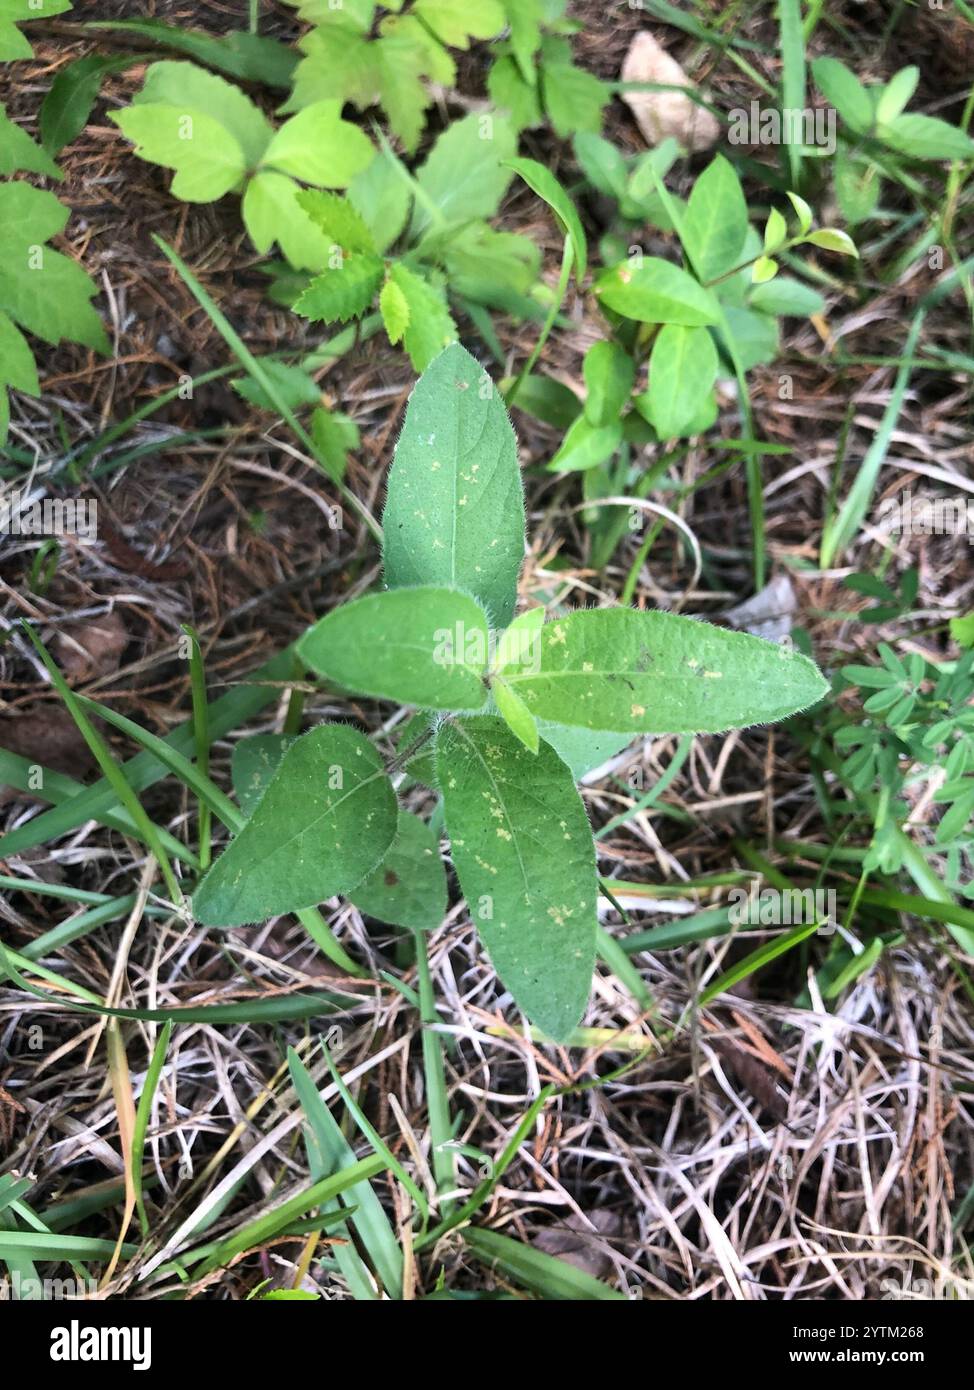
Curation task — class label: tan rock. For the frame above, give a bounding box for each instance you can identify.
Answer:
[621,31,720,152]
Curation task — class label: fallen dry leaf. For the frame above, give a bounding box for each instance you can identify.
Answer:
[53,608,128,682]
[532,1209,627,1280]
[621,31,720,151]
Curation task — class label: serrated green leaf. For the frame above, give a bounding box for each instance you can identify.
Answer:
[582,340,634,427]
[811,56,873,134]
[310,405,359,485]
[373,33,432,152]
[297,188,376,254]
[595,257,719,326]
[298,586,491,711]
[260,101,374,186]
[0,0,70,61]
[379,12,456,87]
[110,105,247,202]
[231,734,296,817]
[541,60,609,139]
[410,113,516,238]
[506,608,828,733]
[0,182,107,353]
[243,172,332,271]
[0,106,61,177]
[388,264,457,370]
[349,810,447,931]
[682,154,748,284]
[379,277,410,344]
[487,54,543,132]
[293,251,384,323]
[0,309,39,395]
[132,60,273,167]
[644,324,718,439]
[193,725,397,927]
[383,343,524,625]
[437,716,598,1039]
[413,0,505,47]
[506,155,586,283]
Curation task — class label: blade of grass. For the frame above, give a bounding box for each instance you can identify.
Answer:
[778,0,806,188]
[463,1227,627,1300]
[133,1019,172,1238]
[820,310,925,567]
[19,622,182,904]
[181,625,212,870]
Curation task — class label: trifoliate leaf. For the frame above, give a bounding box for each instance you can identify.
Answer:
[193,724,398,927]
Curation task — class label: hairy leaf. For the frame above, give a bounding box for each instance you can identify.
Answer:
[383,343,524,626]
[298,586,491,711]
[193,725,397,926]
[349,810,447,931]
[437,716,598,1039]
[506,608,828,733]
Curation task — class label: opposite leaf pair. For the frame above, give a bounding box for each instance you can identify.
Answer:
[193,344,827,1040]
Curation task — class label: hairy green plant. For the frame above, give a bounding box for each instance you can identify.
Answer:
[191,343,827,1040]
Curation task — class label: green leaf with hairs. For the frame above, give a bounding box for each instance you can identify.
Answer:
[193,725,397,926]
[293,251,384,323]
[506,608,828,733]
[436,716,598,1040]
[349,810,447,931]
[298,586,491,711]
[382,343,524,626]
[389,263,457,370]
